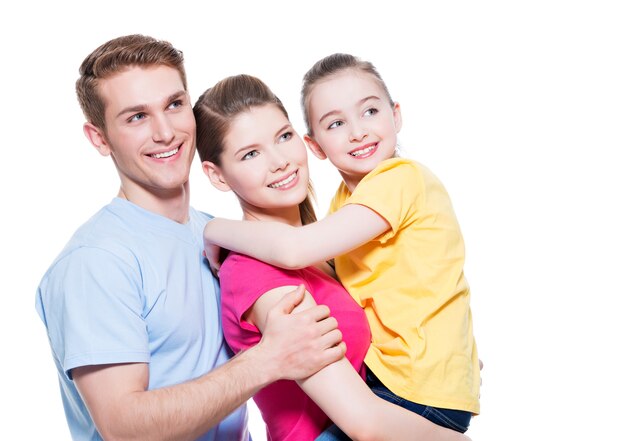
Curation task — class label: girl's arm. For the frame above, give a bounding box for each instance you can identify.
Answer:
[204,204,389,270]
[249,286,470,441]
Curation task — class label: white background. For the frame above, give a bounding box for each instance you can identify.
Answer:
[2,1,625,439]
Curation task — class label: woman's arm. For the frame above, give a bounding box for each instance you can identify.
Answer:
[250,286,470,441]
[204,204,389,270]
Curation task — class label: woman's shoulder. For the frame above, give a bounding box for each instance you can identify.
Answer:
[220,252,302,285]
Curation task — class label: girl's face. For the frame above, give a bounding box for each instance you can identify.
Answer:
[305,69,402,191]
[204,104,310,223]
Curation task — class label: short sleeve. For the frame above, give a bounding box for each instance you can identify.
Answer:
[346,158,423,243]
[219,254,307,331]
[39,247,149,380]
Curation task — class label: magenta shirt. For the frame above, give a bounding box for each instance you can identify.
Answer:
[219,252,371,440]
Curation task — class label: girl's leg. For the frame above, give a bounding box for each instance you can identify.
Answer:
[365,367,471,434]
[315,424,352,441]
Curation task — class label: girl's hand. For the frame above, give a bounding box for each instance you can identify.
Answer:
[203,244,222,277]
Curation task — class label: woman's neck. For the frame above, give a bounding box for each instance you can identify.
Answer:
[241,205,303,227]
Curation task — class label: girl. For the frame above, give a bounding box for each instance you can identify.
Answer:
[203,55,480,434]
[194,74,469,441]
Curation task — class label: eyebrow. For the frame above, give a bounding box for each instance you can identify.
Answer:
[116,90,187,118]
[318,95,381,124]
[233,123,292,157]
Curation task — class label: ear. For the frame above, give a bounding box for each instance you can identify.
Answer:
[392,102,403,133]
[83,122,112,156]
[304,134,327,160]
[202,161,232,192]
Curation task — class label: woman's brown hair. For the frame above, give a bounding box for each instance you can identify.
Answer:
[194,74,317,225]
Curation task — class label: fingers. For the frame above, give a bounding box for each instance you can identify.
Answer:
[315,315,339,337]
[275,285,306,314]
[210,266,219,279]
[319,341,346,366]
[296,303,331,322]
[318,327,343,350]
[203,244,223,274]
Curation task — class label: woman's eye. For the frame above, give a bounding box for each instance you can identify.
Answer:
[328,120,344,129]
[242,150,259,160]
[279,131,293,142]
[364,108,379,117]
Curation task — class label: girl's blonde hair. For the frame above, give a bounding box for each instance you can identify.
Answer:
[301,53,394,136]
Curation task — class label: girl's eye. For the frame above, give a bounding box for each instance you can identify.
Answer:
[364,108,379,117]
[242,150,259,160]
[328,120,344,130]
[278,131,293,143]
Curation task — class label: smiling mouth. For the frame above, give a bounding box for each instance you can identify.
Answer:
[149,146,180,159]
[268,171,297,189]
[349,144,377,157]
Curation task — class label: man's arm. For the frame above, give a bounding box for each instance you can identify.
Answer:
[74,286,344,441]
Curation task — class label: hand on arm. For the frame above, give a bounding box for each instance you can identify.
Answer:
[250,289,470,441]
[245,284,346,380]
[203,204,390,269]
[73,285,343,441]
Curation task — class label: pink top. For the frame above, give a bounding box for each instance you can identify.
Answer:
[219,252,371,441]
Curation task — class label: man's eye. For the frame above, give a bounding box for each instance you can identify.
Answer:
[169,100,183,109]
[129,113,146,122]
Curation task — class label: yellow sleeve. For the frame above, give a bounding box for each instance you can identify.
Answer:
[345,158,423,243]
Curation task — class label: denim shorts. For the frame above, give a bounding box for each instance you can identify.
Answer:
[366,367,471,433]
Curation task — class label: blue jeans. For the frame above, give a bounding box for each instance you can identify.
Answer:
[315,368,472,440]
[366,367,471,433]
[315,424,352,441]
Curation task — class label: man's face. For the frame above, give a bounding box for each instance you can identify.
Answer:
[90,65,196,202]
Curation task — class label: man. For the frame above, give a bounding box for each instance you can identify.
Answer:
[36,34,344,441]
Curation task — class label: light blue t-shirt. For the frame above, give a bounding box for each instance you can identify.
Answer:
[36,198,248,441]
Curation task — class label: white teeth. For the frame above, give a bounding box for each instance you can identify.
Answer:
[268,172,297,188]
[150,147,179,159]
[350,145,376,157]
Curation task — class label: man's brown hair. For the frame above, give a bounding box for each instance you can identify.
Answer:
[76,34,187,130]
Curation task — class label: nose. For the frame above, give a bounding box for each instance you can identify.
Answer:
[152,113,175,144]
[349,121,367,142]
[269,148,289,172]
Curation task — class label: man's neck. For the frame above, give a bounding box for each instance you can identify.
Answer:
[118,182,191,224]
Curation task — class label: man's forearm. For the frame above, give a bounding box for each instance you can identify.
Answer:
[79,346,275,441]
[134,348,272,440]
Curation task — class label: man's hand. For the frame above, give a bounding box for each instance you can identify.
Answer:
[256,285,346,382]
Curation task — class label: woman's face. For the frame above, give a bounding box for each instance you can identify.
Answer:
[208,104,310,220]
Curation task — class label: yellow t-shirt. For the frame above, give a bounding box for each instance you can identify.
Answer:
[329,157,480,414]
